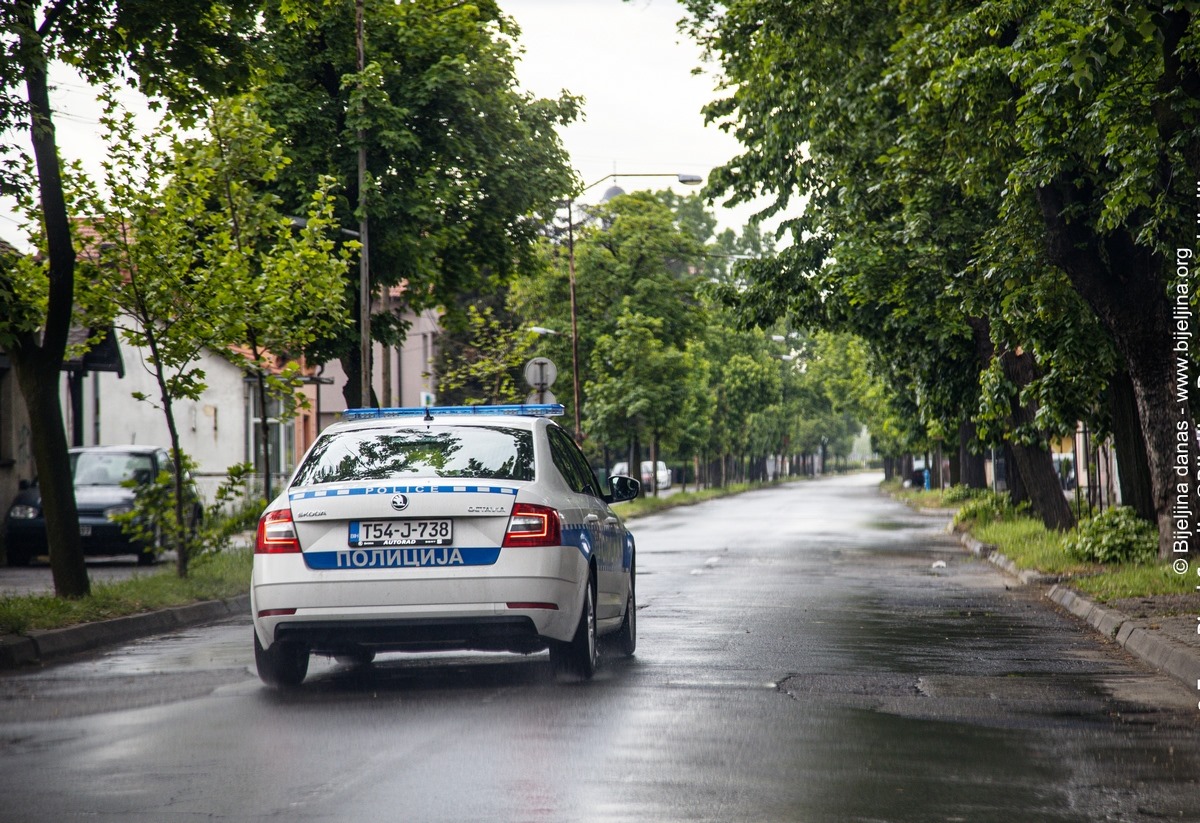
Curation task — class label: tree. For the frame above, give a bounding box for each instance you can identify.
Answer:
[78,97,352,576]
[0,0,258,596]
[586,307,697,494]
[251,0,578,407]
[680,0,1173,531]
[437,304,536,405]
[512,192,707,433]
[881,0,1200,550]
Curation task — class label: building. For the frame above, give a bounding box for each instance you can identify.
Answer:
[2,304,442,509]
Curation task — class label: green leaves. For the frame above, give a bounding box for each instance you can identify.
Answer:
[1064,506,1159,565]
[436,305,536,405]
[76,95,354,573]
[251,0,579,385]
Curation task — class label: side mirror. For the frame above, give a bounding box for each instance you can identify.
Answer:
[606,475,640,504]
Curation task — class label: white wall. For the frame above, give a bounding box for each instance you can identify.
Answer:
[63,345,251,503]
[315,306,443,427]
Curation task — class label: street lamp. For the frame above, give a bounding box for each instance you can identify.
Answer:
[565,172,704,441]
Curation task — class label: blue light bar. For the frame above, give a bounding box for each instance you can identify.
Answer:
[343,404,565,420]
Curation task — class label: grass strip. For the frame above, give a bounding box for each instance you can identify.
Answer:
[883,481,1195,602]
[0,549,251,635]
[616,481,768,518]
[1069,563,1194,602]
[971,519,1093,576]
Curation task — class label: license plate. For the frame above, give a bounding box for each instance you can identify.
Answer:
[349,519,453,547]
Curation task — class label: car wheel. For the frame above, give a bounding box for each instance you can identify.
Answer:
[552,573,597,680]
[5,543,31,567]
[254,630,309,688]
[611,584,636,658]
[137,524,162,566]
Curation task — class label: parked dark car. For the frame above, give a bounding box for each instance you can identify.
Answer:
[4,445,200,566]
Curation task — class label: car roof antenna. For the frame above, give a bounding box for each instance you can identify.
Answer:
[423,406,434,423]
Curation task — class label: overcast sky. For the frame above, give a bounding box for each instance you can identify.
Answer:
[502,0,763,231]
[0,0,768,248]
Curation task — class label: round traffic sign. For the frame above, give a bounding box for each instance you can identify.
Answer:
[524,357,558,389]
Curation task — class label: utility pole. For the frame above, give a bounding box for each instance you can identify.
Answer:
[356,0,372,407]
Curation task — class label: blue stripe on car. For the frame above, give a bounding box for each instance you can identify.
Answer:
[304,546,502,570]
[289,485,519,502]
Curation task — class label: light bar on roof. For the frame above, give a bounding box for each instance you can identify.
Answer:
[343,404,565,420]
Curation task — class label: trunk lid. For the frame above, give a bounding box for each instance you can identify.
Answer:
[287,480,522,570]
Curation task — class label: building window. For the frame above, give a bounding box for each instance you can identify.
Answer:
[248,390,296,480]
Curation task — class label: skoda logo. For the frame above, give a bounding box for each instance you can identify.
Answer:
[391,494,410,511]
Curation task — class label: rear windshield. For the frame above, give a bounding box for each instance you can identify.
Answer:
[71,451,156,486]
[292,425,535,485]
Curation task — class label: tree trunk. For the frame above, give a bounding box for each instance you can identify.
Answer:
[11,358,89,596]
[649,437,659,496]
[1108,369,1155,522]
[8,5,89,597]
[1037,181,1199,557]
[631,433,642,497]
[339,279,375,410]
[341,350,360,408]
[1004,442,1027,505]
[154,350,190,577]
[1000,349,1076,530]
[959,420,988,489]
[256,370,273,504]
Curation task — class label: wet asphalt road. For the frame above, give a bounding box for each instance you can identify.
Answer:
[0,473,1198,822]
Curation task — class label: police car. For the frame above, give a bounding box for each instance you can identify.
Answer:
[251,404,639,687]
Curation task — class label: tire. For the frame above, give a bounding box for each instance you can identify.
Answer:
[610,585,636,658]
[5,544,31,567]
[552,573,597,680]
[137,524,162,566]
[254,630,309,688]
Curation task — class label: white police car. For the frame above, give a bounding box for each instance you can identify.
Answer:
[251,404,639,687]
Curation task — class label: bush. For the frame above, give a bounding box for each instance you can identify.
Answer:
[1063,506,1157,565]
[116,459,262,569]
[952,492,1028,528]
[942,484,989,505]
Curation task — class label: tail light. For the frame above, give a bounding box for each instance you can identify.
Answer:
[503,503,562,548]
[255,509,301,554]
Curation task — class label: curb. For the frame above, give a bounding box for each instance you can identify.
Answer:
[957,531,1060,585]
[1047,585,1200,693]
[0,593,251,670]
[957,531,1200,693]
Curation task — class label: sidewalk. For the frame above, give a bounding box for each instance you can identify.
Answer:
[959,529,1200,695]
[0,593,250,669]
[0,532,257,670]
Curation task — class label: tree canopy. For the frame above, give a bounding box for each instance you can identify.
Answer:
[0,0,260,596]
[681,0,1199,551]
[250,0,580,405]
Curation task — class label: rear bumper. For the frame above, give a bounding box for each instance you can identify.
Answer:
[274,616,546,654]
[4,518,143,559]
[251,545,588,653]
